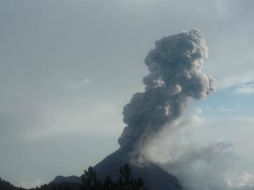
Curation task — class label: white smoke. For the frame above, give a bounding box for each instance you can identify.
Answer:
[141,116,254,190]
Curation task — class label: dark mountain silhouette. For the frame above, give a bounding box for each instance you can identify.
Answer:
[51,175,81,184]
[0,178,25,190]
[49,148,182,190]
[94,149,182,190]
[0,177,80,190]
[81,164,147,190]
[0,164,149,190]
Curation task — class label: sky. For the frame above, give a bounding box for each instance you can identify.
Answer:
[0,0,254,188]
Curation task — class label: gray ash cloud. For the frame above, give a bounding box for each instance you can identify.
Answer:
[118,29,214,150]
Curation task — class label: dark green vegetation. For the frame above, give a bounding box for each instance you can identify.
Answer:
[0,165,147,190]
[0,178,25,190]
[82,164,146,190]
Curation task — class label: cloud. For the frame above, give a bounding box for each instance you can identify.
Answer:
[228,171,254,189]
[67,78,91,89]
[235,117,254,122]
[23,102,122,141]
[233,83,254,95]
[217,105,233,112]
[216,76,254,89]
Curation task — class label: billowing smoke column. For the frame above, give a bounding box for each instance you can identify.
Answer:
[118,29,214,150]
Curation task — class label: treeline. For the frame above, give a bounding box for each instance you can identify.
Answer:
[0,177,25,190]
[81,164,147,190]
[0,164,147,190]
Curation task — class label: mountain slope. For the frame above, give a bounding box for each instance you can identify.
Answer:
[95,149,182,190]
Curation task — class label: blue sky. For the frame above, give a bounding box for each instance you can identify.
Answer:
[0,0,254,188]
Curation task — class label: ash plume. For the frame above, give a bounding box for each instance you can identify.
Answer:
[96,30,254,190]
[118,29,214,150]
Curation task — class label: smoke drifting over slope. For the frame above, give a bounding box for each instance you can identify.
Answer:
[118,29,214,149]
[142,119,254,190]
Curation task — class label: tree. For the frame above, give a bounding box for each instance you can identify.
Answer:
[81,166,102,190]
[81,164,147,190]
[117,164,146,190]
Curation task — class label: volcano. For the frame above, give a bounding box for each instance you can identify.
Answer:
[94,148,182,190]
[93,29,213,190]
[52,29,213,190]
